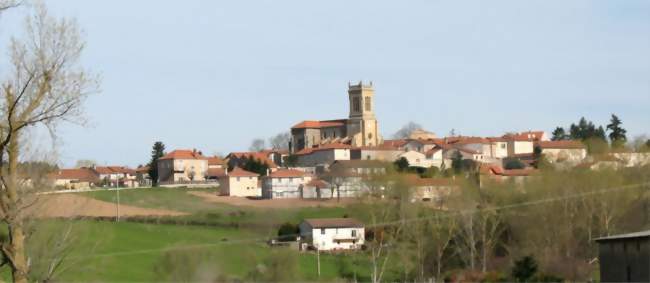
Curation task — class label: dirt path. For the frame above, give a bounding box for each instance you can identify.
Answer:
[29,194,187,218]
[188,191,355,209]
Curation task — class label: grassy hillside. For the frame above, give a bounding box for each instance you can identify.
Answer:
[4,220,375,282]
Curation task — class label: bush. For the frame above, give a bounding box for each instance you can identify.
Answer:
[277,222,299,241]
[503,157,526,170]
[512,256,538,282]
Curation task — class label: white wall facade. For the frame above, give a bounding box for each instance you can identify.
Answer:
[299,224,365,251]
[262,176,312,199]
[221,176,260,197]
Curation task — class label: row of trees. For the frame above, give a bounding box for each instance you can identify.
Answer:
[551,114,629,152]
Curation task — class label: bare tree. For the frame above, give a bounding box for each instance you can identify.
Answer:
[392,121,423,139]
[268,132,290,150]
[74,159,96,168]
[0,0,20,12]
[0,3,99,282]
[248,138,266,152]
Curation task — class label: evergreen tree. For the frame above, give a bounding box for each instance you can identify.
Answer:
[148,141,166,186]
[606,114,627,148]
[242,157,269,176]
[568,117,607,143]
[551,127,568,141]
[451,150,464,174]
[393,157,410,172]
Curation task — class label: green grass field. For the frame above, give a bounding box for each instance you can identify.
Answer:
[0,188,387,282]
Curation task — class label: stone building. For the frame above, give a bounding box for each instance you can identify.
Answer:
[290,81,382,153]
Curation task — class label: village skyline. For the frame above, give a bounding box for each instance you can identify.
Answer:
[1,0,647,167]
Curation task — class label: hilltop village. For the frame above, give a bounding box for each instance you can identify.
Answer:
[51,81,648,203]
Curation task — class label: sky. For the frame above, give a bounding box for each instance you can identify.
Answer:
[0,0,648,167]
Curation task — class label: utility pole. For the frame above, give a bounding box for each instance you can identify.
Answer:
[317,248,321,278]
[116,174,120,222]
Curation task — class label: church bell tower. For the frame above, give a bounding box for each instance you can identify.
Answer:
[347,81,380,147]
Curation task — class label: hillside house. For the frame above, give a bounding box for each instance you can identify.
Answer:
[220,167,260,197]
[157,149,209,184]
[299,218,365,251]
[94,166,138,187]
[262,169,312,199]
[350,145,404,162]
[406,176,457,207]
[50,168,100,190]
[324,160,387,198]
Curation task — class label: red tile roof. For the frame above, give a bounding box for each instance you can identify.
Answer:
[537,140,585,149]
[228,167,259,177]
[267,169,307,178]
[94,166,136,175]
[160,149,208,160]
[291,120,346,129]
[207,168,226,178]
[382,139,408,148]
[50,168,99,182]
[207,156,225,166]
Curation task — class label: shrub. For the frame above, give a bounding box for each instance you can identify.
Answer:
[503,157,526,170]
[277,222,299,241]
[512,255,538,282]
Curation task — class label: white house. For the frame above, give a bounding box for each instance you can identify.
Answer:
[295,143,352,167]
[301,179,332,199]
[299,218,365,251]
[262,169,312,199]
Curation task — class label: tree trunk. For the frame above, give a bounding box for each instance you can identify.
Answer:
[5,133,30,283]
[8,225,29,283]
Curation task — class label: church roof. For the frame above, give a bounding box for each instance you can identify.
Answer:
[291,120,346,129]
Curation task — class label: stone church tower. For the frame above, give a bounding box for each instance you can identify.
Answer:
[347,81,381,147]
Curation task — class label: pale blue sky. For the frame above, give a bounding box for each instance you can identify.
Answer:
[1,0,648,167]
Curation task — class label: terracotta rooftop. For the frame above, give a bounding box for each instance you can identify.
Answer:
[267,169,307,178]
[160,149,208,160]
[303,218,364,229]
[94,166,136,175]
[207,168,227,178]
[228,167,259,177]
[207,156,225,166]
[292,120,346,129]
[537,140,585,149]
[50,168,99,182]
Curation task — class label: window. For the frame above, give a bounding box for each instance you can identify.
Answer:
[353,97,361,112]
[321,229,325,235]
[237,177,240,182]
[500,143,506,149]
[365,97,371,111]
[351,230,357,237]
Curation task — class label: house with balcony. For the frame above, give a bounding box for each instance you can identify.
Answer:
[299,218,365,251]
[157,149,209,184]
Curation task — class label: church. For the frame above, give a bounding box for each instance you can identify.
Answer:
[290,81,382,153]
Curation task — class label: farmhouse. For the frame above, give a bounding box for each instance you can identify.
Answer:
[49,168,100,190]
[299,218,365,251]
[157,149,209,184]
[219,167,260,197]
